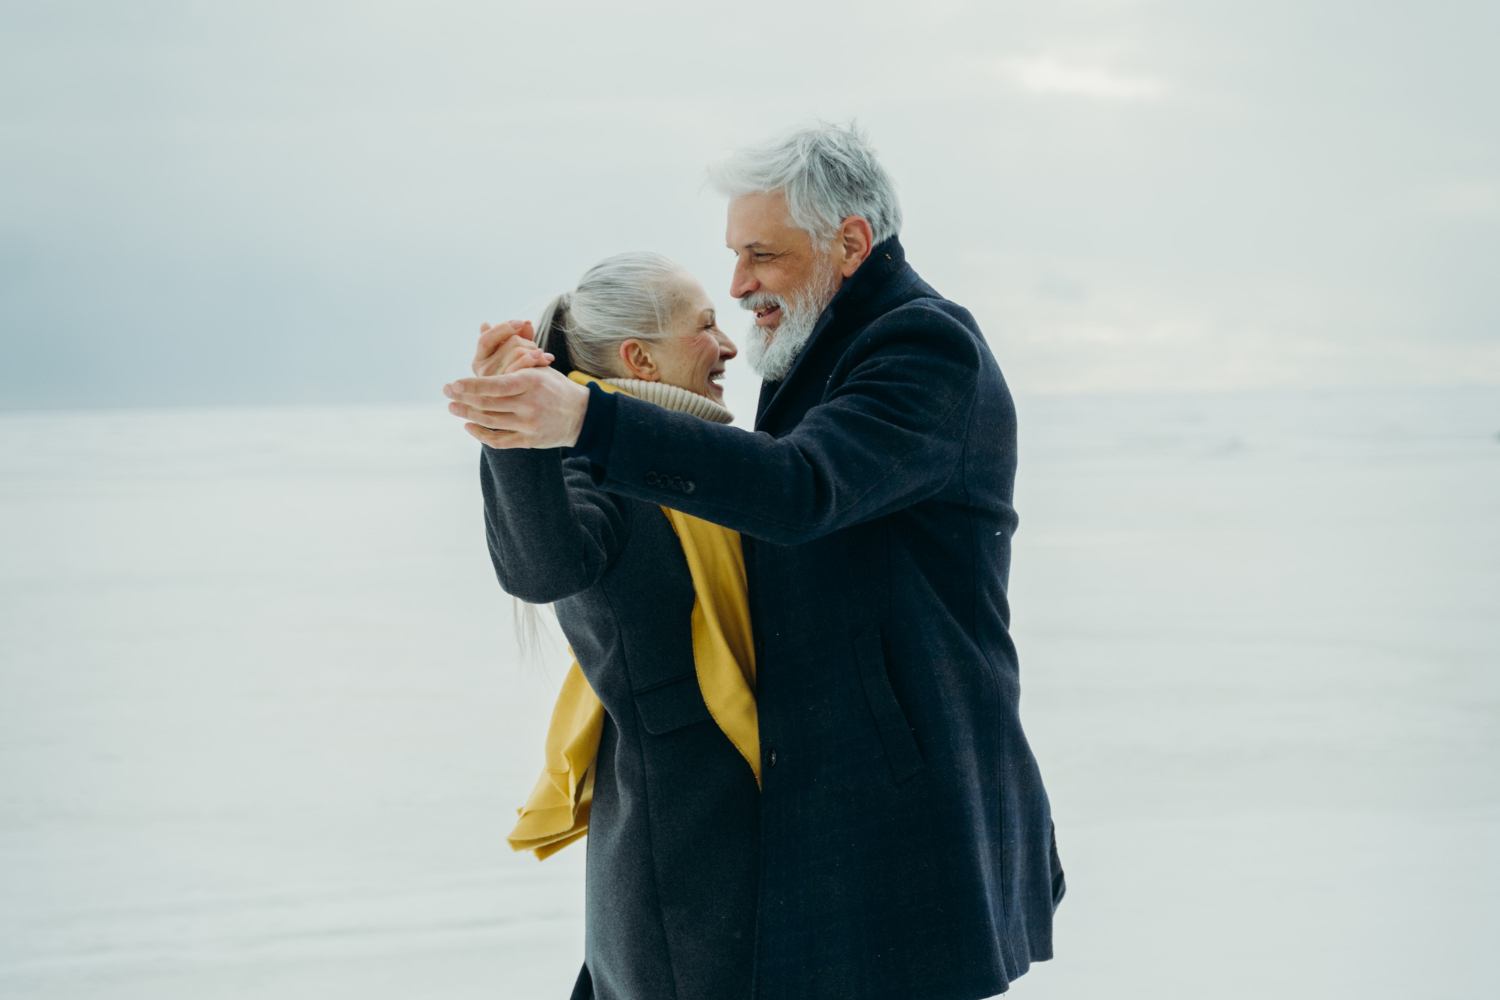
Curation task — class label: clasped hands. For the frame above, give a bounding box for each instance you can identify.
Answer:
[444,321,592,449]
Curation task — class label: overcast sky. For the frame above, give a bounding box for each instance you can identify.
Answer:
[2,0,1496,411]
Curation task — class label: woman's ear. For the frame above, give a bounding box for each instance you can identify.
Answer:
[618,339,660,381]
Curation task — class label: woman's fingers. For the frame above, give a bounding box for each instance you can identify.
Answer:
[473,320,533,371]
[502,349,554,375]
[475,334,544,376]
[477,319,528,348]
[474,341,546,377]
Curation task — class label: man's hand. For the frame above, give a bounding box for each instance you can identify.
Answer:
[445,368,591,449]
[473,320,554,377]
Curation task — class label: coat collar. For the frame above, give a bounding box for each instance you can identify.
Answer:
[755,236,918,430]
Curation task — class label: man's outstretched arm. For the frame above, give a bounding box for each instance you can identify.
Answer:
[446,308,983,545]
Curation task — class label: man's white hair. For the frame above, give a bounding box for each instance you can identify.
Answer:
[708,120,903,246]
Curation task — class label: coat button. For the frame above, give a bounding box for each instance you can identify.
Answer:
[767,746,778,767]
[670,475,683,491]
[645,471,659,486]
[682,480,695,494]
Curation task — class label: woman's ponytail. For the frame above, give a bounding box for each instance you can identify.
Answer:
[534,293,576,374]
[513,292,578,664]
[512,252,686,665]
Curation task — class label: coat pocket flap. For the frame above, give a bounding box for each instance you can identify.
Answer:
[634,674,713,736]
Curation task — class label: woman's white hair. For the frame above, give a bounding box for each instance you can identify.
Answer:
[708,120,903,246]
[516,250,688,664]
[533,251,686,379]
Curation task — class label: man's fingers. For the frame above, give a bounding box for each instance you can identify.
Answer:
[463,422,529,449]
[445,389,519,411]
[445,373,527,400]
[444,365,580,446]
[445,362,583,450]
[448,400,527,428]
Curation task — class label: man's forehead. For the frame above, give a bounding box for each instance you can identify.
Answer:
[725,190,799,245]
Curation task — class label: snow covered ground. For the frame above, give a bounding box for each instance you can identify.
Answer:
[2,387,1497,999]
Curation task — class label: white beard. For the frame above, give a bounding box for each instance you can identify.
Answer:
[741,260,839,382]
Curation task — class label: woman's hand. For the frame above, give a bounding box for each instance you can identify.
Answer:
[473,320,554,377]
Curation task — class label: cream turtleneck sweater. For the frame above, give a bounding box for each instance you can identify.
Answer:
[605,378,735,424]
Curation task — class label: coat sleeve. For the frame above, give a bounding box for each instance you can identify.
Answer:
[480,445,630,603]
[594,303,982,546]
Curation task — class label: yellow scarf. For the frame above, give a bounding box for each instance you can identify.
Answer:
[507,373,760,860]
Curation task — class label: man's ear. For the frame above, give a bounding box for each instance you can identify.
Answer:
[835,215,875,278]
[619,339,659,381]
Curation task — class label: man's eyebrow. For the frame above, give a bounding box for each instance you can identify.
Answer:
[728,240,771,251]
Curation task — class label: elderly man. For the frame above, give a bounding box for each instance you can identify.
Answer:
[447,123,1064,1000]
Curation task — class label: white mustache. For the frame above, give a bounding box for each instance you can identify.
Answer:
[740,291,785,313]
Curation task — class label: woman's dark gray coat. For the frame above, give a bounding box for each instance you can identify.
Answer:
[481,446,761,1000]
[568,237,1064,1000]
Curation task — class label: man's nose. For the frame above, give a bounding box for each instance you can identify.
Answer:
[730,259,757,299]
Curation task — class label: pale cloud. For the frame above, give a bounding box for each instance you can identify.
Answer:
[1,0,1496,408]
[1001,54,1165,100]
[1434,182,1499,216]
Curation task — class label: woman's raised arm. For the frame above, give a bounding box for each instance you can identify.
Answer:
[480,447,630,604]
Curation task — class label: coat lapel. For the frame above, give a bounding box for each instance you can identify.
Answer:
[754,237,919,433]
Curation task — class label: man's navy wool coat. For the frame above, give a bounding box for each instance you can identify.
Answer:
[578,237,1065,1000]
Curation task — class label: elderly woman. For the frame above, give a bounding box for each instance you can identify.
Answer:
[472,252,758,1000]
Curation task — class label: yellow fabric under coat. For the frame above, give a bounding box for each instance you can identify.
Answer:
[506,374,760,861]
